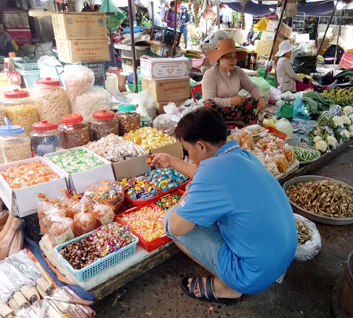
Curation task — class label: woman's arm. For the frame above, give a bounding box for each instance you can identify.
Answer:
[282,58,303,83]
[202,69,232,108]
[238,68,263,100]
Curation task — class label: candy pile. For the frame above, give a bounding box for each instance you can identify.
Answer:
[155,193,181,211]
[123,127,176,151]
[1,160,60,189]
[48,149,104,174]
[84,180,124,212]
[121,168,189,201]
[59,223,135,270]
[117,206,165,242]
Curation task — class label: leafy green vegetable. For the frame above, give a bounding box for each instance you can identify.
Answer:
[303,91,335,116]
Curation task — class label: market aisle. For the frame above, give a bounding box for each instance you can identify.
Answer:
[93,147,353,318]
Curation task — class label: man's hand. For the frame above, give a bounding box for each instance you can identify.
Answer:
[257,97,266,112]
[148,153,175,169]
[230,96,246,106]
[303,77,310,84]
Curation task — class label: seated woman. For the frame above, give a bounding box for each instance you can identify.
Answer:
[276,41,337,93]
[201,38,265,125]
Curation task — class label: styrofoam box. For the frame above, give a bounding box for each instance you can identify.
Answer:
[45,147,115,194]
[0,157,68,217]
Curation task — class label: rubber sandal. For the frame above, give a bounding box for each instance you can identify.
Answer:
[181,276,242,305]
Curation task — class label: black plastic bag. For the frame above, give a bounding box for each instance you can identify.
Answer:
[292,51,317,75]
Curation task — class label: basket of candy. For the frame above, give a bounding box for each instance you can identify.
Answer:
[153,189,184,211]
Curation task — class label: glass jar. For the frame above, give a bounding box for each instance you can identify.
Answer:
[115,104,140,136]
[140,116,153,128]
[58,114,91,149]
[30,120,60,156]
[4,89,39,135]
[90,110,119,141]
[33,77,70,123]
[0,118,31,164]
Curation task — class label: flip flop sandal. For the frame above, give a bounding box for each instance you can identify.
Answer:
[181,276,242,305]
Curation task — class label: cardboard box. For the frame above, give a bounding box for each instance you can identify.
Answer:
[261,31,276,41]
[56,38,110,63]
[154,99,188,114]
[110,155,151,182]
[151,142,184,159]
[45,147,115,194]
[52,13,107,40]
[141,56,189,80]
[266,21,292,39]
[295,33,310,43]
[255,37,285,58]
[142,77,190,102]
[6,28,32,45]
[0,157,67,217]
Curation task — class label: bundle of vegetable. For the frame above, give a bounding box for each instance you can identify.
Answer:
[302,91,335,116]
[286,179,353,218]
[292,146,320,162]
[296,220,312,245]
[321,87,353,106]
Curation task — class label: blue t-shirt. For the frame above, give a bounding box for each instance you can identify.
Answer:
[175,141,297,294]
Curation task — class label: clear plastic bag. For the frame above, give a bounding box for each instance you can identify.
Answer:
[73,211,99,237]
[153,102,180,136]
[250,77,271,92]
[37,55,62,79]
[294,214,321,262]
[276,118,293,140]
[49,214,75,246]
[126,90,157,120]
[0,261,33,291]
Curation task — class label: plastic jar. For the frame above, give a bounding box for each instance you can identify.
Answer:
[33,77,70,123]
[90,110,119,141]
[58,114,91,149]
[0,118,31,164]
[140,116,153,128]
[115,104,140,136]
[4,89,39,135]
[30,120,60,156]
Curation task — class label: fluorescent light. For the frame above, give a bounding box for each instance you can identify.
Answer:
[336,1,344,10]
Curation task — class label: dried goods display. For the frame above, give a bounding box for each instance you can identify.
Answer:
[286,179,353,218]
[33,78,70,123]
[59,223,135,270]
[296,220,312,245]
[0,161,60,189]
[155,193,181,210]
[116,206,166,241]
[123,127,176,151]
[115,104,141,136]
[48,149,104,174]
[90,110,119,141]
[85,134,147,162]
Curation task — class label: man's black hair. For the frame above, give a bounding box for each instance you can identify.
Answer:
[175,107,227,145]
[170,1,175,7]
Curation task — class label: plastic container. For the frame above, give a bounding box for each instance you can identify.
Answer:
[0,117,31,164]
[17,69,41,88]
[90,110,119,141]
[30,120,60,156]
[267,126,287,140]
[33,77,70,123]
[115,104,141,136]
[4,89,39,135]
[54,224,139,282]
[140,116,152,128]
[115,205,172,252]
[127,83,142,92]
[58,114,91,149]
[14,60,38,70]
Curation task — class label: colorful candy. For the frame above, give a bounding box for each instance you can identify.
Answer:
[1,160,60,189]
[155,193,181,211]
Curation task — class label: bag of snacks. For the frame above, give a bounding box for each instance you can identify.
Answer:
[49,214,75,246]
[92,204,115,226]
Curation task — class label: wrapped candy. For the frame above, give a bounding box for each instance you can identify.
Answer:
[155,193,181,211]
[49,214,75,246]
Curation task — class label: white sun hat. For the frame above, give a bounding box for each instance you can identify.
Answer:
[275,41,297,57]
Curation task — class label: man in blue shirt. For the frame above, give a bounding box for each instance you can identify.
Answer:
[150,107,297,304]
[179,4,190,48]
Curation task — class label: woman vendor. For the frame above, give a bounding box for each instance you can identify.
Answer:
[201,38,266,125]
[276,42,337,93]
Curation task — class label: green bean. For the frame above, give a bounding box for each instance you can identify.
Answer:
[293,146,320,162]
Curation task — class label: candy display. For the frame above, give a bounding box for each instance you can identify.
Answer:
[155,193,181,211]
[121,168,189,201]
[33,77,70,123]
[84,134,147,162]
[116,206,166,242]
[59,223,135,270]
[84,180,124,212]
[0,120,31,164]
[29,120,61,156]
[48,149,104,174]
[1,161,60,189]
[123,127,176,151]
[58,114,91,149]
[116,104,141,136]
[90,110,119,141]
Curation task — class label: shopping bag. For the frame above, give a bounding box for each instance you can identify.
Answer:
[338,52,353,70]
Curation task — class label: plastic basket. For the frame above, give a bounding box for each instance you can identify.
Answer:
[267,126,287,140]
[18,69,41,88]
[54,223,138,282]
[119,48,149,60]
[21,213,43,244]
[127,83,142,92]
[150,25,181,46]
[14,60,38,70]
[152,189,185,210]
[258,68,276,87]
[115,205,172,252]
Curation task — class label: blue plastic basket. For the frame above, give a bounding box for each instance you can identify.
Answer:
[54,223,139,282]
[14,60,38,70]
[18,69,41,88]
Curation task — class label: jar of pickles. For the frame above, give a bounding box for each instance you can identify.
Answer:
[30,120,60,156]
[58,114,91,149]
[4,89,39,135]
[90,110,119,141]
[115,104,140,136]
[0,118,31,164]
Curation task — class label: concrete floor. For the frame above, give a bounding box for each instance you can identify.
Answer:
[93,147,353,318]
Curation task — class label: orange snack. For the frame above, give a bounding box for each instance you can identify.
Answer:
[49,214,75,246]
[1,160,60,189]
[92,204,114,226]
[73,211,99,237]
